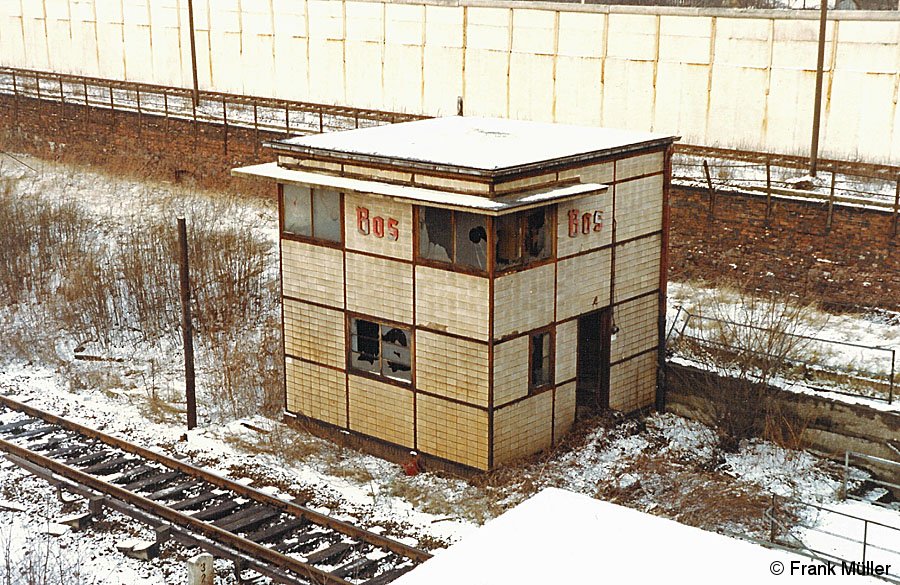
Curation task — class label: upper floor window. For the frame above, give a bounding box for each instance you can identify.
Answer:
[495,207,551,271]
[282,184,342,243]
[418,207,488,271]
[349,317,412,384]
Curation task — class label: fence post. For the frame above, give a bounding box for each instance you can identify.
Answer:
[136,86,142,136]
[11,70,18,128]
[890,349,895,405]
[765,160,772,223]
[704,160,715,218]
[826,171,835,232]
[253,104,259,157]
[177,218,197,431]
[222,97,228,155]
[862,521,868,563]
[769,494,778,542]
[842,451,849,501]
[892,175,899,238]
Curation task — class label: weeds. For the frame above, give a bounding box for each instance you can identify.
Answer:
[669,279,828,450]
[0,166,282,425]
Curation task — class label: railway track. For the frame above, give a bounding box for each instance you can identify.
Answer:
[0,394,431,585]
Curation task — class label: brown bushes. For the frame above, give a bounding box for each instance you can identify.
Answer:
[0,172,281,423]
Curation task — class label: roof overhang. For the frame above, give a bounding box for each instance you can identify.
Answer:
[232,163,608,216]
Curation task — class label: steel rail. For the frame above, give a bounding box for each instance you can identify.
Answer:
[0,394,432,565]
[6,454,323,585]
[0,435,350,585]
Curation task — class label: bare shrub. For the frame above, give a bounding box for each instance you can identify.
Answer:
[0,177,94,308]
[0,526,88,585]
[671,281,827,450]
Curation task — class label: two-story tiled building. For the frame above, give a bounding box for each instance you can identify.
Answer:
[235,116,677,472]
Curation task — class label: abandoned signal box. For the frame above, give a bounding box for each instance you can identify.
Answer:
[234,116,677,472]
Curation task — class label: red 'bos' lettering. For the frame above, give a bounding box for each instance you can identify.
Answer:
[356,206,400,241]
[567,208,604,237]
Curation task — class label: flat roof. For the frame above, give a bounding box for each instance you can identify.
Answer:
[395,488,880,585]
[232,162,607,215]
[269,116,677,178]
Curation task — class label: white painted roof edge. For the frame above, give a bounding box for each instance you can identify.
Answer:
[232,163,608,215]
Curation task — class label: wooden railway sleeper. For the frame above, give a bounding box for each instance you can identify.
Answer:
[191,498,244,522]
[246,517,307,544]
[82,455,135,475]
[123,470,182,492]
[146,479,203,502]
[113,463,158,485]
[171,490,224,511]
[0,417,39,434]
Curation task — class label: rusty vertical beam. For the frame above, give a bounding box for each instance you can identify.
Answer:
[177,217,197,431]
[810,0,828,177]
[187,0,201,108]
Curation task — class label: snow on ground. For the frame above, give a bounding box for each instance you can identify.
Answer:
[394,488,889,585]
[0,153,897,583]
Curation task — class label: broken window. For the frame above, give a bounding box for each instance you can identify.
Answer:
[530,331,552,390]
[281,184,342,243]
[418,207,452,263]
[349,318,412,384]
[417,207,488,271]
[495,207,551,271]
[455,212,488,270]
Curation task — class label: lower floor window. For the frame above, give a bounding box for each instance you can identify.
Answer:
[530,331,552,389]
[350,318,412,383]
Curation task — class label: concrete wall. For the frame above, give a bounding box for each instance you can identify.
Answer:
[2,1,900,161]
[667,363,900,489]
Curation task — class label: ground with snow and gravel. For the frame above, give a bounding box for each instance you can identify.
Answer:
[0,152,897,584]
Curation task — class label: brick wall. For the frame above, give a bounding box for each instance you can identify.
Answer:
[0,92,272,196]
[670,185,900,311]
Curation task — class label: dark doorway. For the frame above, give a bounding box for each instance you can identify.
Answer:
[576,308,611,411]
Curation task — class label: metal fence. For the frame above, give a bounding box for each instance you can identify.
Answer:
[668,307,897,404]
[673,156,900,238]
[0,66,426,149]
[843,452,900,507]
[765,495,900,583]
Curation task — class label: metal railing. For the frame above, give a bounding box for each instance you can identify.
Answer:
[765,495,900,583]
[668,307,897,404]
[843,452,900,505]
[0,66,426,145]
[674,154,900,239]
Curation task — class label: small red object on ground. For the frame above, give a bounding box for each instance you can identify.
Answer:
[403,451,423,476]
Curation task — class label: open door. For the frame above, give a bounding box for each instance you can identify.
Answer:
[575,308,611,412]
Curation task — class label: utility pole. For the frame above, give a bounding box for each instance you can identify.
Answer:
[809,0,828,177]
[177,218,198,431]
[187,0,201,108]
